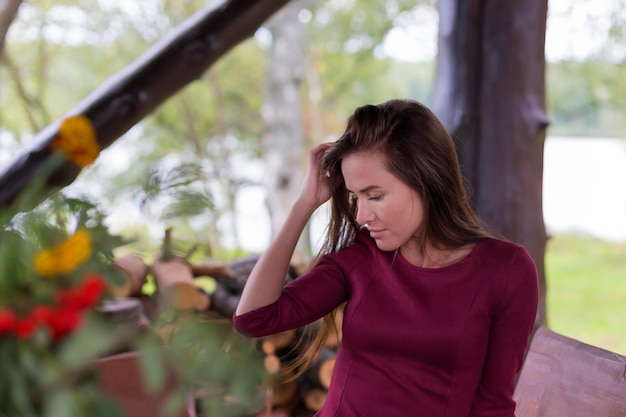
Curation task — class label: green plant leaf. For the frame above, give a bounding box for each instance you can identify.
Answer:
[43,388,79,417]
[135,339,166,393]
[58,315,130,367]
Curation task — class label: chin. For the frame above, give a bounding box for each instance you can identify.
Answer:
[373,239,400,252]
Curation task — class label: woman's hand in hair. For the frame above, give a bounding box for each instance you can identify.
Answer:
[298,143,333,211]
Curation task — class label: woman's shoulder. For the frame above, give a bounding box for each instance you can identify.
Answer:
[476,236,530,254]
[476,238,539,314]
[323,230,379,266]
[473,237,536,269]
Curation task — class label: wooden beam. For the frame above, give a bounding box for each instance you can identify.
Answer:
[0,0,290,209]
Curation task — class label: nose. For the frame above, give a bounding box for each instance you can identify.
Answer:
[355,200,374,226]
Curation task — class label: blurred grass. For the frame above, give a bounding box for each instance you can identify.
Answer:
[545,233,626,355]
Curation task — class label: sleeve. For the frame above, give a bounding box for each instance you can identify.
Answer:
[470,246,539,417]
[232,255,350,338]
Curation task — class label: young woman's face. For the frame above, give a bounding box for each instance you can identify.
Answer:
[341,149,425,252]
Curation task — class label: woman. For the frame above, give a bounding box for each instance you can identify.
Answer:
[233,99,538,417]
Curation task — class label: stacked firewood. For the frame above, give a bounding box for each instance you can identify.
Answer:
[110,253,299,317]
[108,234,342,417]
[249,305,344,417]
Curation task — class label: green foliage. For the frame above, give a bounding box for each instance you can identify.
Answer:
[139,161,215,221]
[303,0,429,131]
[146,38,267,157]
[0,0,209,138]
[546,233,626,355]
[388,60,436,104]
[2,0,441,257]
[547,60,626,137]
[148,314,265,417]
[0,152,264,417]
[0,156,134,416]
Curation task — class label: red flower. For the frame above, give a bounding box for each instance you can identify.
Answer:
[79,275,108,307]
[0,308,17,335]
[30,305,54,324]
[49,307,83,341]
[54,288,84,311]
[54,275,107,311]
[15,317,37,340]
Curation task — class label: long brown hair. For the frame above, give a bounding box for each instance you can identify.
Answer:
[287,99,492,377]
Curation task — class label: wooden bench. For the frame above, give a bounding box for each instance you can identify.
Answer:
[513,326,626,417]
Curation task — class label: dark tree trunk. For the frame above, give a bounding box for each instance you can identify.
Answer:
[432,0,549,328]
[0,0,290,210]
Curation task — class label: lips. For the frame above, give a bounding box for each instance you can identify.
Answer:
[368,228,385,239]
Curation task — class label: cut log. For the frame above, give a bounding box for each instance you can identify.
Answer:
[264,353,281,375]
[95,298,154,354]
[137,293,160,322]
[270,367,299,407]
[111,254,149,298]
[97,298,150,330]
[190,259,232,278]
[303,347,336,389]
[250,404,293,417]
[210,282,241,317]
[268,406,291,417]
[291,406,316,417]
[151,257,210,311]
[223,254,300,295]
[261,339,277,356]
[301,387,327,412]
[263,329,297,351]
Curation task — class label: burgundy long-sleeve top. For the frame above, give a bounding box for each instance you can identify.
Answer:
[233,232,539,417]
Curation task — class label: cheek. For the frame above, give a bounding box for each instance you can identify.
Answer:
[390,197,424,232]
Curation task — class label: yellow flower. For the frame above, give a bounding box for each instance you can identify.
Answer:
[51,115,100,167]
[34,229,93,277]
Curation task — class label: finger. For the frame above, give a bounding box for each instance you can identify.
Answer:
[312,142,333,153]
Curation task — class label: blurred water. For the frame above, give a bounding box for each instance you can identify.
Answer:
[543,136,626,241]
[3,135,624,249]
[235,136,626,251]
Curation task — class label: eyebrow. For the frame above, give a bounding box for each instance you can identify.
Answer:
[347,185,382,194]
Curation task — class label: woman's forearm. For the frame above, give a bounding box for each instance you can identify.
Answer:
[234,199,317,316]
